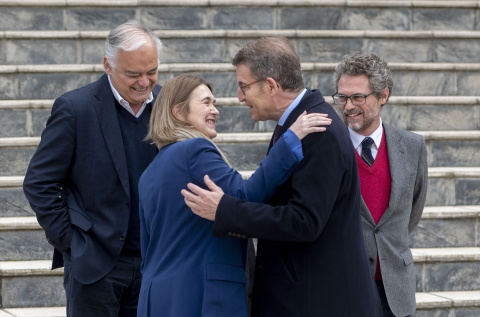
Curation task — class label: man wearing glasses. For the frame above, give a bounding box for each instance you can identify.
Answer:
[182,37,382,316]
[332,51,428,317]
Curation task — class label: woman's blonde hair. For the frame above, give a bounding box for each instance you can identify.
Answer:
[146,73,230,164]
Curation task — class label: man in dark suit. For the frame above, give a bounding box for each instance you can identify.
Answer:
[181,37,382,316]
[332,52,428,317]
[23,21,162,317]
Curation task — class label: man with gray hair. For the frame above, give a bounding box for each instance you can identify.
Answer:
[332,51,428,317]
[23,20,162,316]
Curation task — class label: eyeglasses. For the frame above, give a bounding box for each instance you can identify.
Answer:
[239,79,263,95]
[332,92,375,106]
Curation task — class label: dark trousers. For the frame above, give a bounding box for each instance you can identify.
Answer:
[376,280,411,317]
[63,251,142,317]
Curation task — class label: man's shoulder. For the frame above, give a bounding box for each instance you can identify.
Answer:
[384,122,424,144]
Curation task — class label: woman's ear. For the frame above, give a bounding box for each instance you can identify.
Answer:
[172,104,184,122]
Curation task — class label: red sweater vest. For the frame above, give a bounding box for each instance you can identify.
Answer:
[356,131,391,280]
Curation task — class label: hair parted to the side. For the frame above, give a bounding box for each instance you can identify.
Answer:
[333,51,393,103]
[232,36,304,92]
[146,73,230,165]
[105,20,163,68]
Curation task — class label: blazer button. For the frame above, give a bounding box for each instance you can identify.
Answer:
[369,258,374,264]
[227,232,233,236]
[374,228,380,234]
[120,235,125,241]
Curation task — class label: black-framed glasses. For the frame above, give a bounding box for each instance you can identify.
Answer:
[332,92,375,106]
[239,79,263,95]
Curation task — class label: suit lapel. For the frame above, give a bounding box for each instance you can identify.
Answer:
[93,74,130,198]
[376,123,406,227]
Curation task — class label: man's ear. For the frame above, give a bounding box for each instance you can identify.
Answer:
[104,57,113,75]
[265,77,279,95]
[379,88,389,106]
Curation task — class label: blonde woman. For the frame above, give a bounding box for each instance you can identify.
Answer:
[137,73,330,317]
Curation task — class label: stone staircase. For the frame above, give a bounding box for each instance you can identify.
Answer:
[1,0,480,316]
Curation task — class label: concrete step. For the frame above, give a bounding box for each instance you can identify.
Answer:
[2,29,480,65]
[415,290,480,316]
[0,260,64,308]
[413,247,480,293]
[410,205,480,248]
[0,217,51,261]
[1,291,480,317]
[1,62,480,99]
[0,0,479,35]
[0,306,65,317]
[1,96,479,137]
[1,247,479,308]
[0,130,479,176]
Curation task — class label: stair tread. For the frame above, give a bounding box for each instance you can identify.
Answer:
[0,306,65,317]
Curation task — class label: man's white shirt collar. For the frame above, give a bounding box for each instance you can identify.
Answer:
[107,75,153,118]
[348,118,383,159]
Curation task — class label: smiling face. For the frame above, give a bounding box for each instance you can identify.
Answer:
[337,74,387,136]
[104,39,158,113]
[236,63,275,122]
[185,84,219,139]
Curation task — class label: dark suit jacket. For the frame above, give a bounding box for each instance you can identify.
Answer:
[361,122,428,316]
[213,89,382,317]
[23,74,161,284]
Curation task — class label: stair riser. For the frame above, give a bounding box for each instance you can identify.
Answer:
[1,275,65,308]
[427,178,480,206]
[0,230,52,261]
[0,188,33,217]
[4,36,480,65]
[415,308,480,316]
[2,105,478,138]
[2,69,480,100]
[410,218,480,248]
[416,261,480,292]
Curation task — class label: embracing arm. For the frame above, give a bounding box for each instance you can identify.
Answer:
[23,96,76,253]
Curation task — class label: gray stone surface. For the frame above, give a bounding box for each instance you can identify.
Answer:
[218,143,269,171]
[408,105,478,131]
[0,110,27,137]
[140,7,207,30]
[363,39,431,63]
[81,40,105,64]
[457,72,480,96]
[280,7,342,30]
[456,179,480,205]
[297,38,364,63]
[413,9,474,31]
[0,188,34,217]
[0,230,52,261]
[430,141,480,167]
[379,105,408,130]
[67,8,136,31]
[425,179,456,206]
[422,262,480,292]
[215,106,263,133]
[435,40,480,63]
[0,147,35,176]
[0,8,63,31]
[31,109,51,137]
[17,74,98,100]
[212,7,274,30]
[414,310,452,317]
[0,75,17,100]
[392,71,455,96]
[346,8,410,30]
[410,218,477,248]
[160,39,225,63]
[1,276,65,308]
[5,40,78,65]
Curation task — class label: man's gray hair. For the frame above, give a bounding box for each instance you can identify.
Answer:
[105,20,162,68]
[333,51,393,102]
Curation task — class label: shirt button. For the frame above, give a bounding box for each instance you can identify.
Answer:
[120,235,125,241]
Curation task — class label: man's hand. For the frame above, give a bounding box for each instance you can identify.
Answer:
[181,175,224,221]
